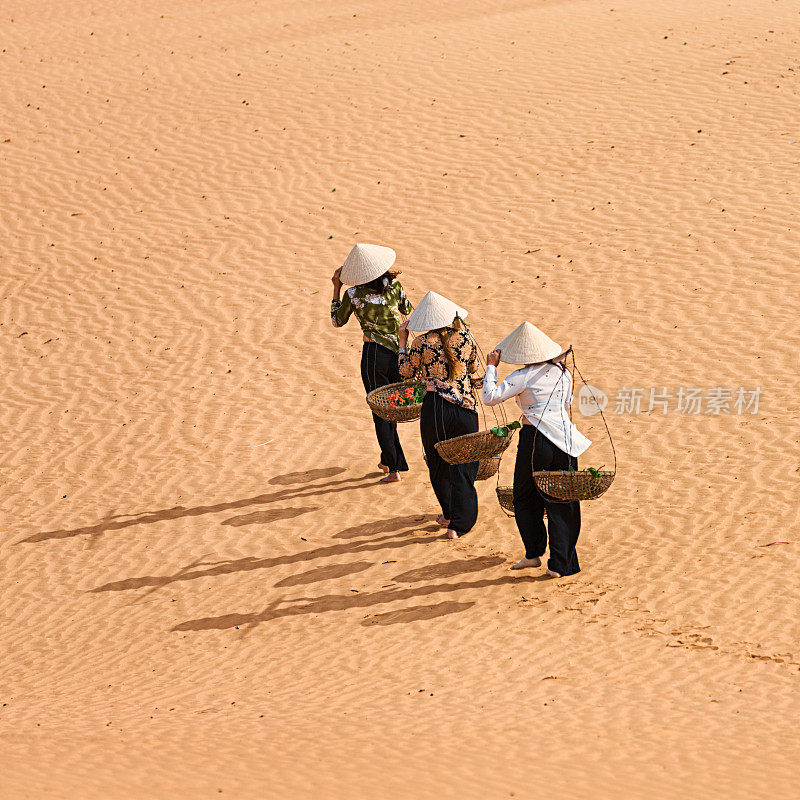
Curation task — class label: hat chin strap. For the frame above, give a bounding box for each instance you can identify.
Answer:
[549,346,572,365]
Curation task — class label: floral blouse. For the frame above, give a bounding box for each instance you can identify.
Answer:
[399,328,481,410]
[331,279,413,353]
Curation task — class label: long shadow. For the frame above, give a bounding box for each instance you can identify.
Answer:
[222,507,319,527]
[268,468,345,485]
[392,556,505,584]
[88,523,441,595]
[20,470,375,544]
[272,554,502,592]
[274,560,373,588]
[332,514,434,540]
[172,574,537,632]
[362,601,475,626]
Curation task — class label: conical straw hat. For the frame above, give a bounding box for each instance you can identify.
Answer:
[339,243,396,285]
[495,321,564,364]
[405,291,468,331]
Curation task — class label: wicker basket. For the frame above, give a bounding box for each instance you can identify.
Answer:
[534,470,615,501]
[475,456,501,481]
[435,429,515,465]
[366,381,425,423]
[496,486,515,514]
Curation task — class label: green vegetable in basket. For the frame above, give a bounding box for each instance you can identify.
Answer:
[489,420,522,438]
[586,466,605,478]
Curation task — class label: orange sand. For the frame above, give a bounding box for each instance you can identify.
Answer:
[2,0,799,797]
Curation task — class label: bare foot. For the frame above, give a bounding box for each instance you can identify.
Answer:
[510,557,541,570]
[380,472,401,483]
[378,462,390,475]
[445,529,460,540]
[546,569,562,578]
[436,515,450,528]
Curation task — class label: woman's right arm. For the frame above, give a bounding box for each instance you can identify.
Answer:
[482,351,524,406]
[330,269,353,328]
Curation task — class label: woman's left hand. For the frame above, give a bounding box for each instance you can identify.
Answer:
[486,349,501,367]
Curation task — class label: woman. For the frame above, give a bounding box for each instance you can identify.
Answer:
[482,321,591,577]
[398,291,481,540]
[331,243,413,483]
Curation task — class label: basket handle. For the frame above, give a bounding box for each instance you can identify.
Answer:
[462,320,508,428]
[570,356,617,476]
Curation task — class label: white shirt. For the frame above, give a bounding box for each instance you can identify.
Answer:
[482,363,591,457]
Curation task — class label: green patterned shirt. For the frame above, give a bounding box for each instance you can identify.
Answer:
[331,279,413,353]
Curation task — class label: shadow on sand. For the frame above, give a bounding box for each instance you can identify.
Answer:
[89,515,442,595]
[21,466,375,544]
[71,472,543,631]
[171,573,535,632]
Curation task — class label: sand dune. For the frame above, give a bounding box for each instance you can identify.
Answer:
[2,0,799,797]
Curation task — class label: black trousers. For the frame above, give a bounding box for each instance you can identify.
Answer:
[513,425,581,576]
[360,342,409,473]
[419,392,479,534]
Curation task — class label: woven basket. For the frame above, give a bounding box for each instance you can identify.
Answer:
[496,486,515,514]
[475,456,501,481]
[435,429,515,465]
[534,470,615,501]
[366,381,425,423]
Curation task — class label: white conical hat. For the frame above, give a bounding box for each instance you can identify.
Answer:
[339,243,396,285]
[495,321,564,364]
[405,290,468,331]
